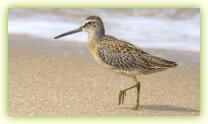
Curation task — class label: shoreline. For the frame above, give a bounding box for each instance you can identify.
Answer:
[9,34,200,70]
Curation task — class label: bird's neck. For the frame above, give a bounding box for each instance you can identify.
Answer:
[88,28,105,42]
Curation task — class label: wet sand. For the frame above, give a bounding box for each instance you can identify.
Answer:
[8,34,200,116]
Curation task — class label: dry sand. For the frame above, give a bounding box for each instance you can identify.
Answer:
[8,34,200,116]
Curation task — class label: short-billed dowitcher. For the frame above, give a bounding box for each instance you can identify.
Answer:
[54,16,177,110]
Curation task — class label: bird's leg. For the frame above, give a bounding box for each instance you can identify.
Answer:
[132,76,140,110]
[118,76,140,106]
[118,89,126,105]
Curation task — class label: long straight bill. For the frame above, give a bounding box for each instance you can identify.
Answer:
[54,27,82,39]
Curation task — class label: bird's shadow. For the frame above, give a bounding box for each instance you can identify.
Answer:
[121,104,199,113]
[140,104,199,113]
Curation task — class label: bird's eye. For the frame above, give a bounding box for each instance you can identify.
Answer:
[83,21,95,28]
[87,22,92,25]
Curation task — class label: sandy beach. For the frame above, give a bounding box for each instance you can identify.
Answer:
[8,34,200,116]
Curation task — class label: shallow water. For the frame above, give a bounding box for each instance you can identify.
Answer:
[8,9,200,52]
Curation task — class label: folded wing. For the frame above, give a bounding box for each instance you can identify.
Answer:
[96,36,177,73]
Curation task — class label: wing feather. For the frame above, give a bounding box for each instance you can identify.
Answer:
[96,35,177,72]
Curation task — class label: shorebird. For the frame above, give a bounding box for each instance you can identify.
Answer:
[54,16,177,110]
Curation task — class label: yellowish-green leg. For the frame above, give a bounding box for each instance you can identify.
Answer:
[132,76,140,110]
[118,76,141,110]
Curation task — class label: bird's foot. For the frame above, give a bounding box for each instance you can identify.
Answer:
[118,90,126,105]
[131,105,139,110]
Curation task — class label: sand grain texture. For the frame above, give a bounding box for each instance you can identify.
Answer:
[8,35,200,116]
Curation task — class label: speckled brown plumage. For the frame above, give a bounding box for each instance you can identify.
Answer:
[55,16,177,110]
[95,35,177,76]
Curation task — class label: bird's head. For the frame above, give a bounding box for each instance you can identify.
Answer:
[54,16,105,39]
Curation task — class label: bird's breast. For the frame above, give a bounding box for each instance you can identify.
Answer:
[87,40,101,64]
